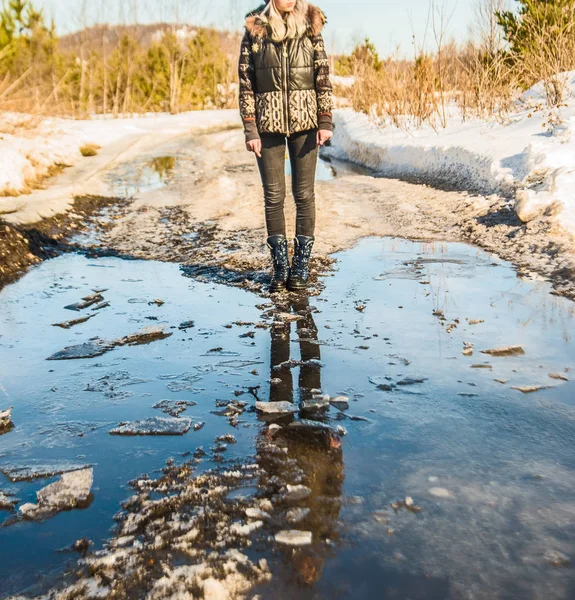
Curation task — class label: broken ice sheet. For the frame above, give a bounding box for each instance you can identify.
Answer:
[19,468,94,521]
[202,347,240,356]
[47,339,113,360]
[216,360,264,369]
[115,326,172,347]
[275,530,313,546]
[481,345,525,357]
[52,314,96,329]
[255,401,298,415]
[64,293,104,311]
[85,371,148,394]
[110,417,193,436]
[164,373,203,392]
[153,399,197,417]
[0,490,19,510]
[47,326,172,361]
[35,421,108,449]
[1,461,92,482]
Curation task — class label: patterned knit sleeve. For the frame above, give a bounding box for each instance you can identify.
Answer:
[311,32,333,131]
[238,30,260,142]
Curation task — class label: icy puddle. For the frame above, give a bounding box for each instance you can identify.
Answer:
[1,238,575,599]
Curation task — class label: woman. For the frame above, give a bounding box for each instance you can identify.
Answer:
[238,0,334,292]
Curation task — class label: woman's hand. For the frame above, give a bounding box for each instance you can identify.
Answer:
[246,138,262,158]
[316,129,333,146]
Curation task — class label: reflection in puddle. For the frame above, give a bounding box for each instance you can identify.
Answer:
[109,155,178,197]
[147,155,176,179]
[0,238,575,598]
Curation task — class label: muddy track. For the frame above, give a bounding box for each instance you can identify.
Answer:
[0,195,128,288]
[2,126,574,301]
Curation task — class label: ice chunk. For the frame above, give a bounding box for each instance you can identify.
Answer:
[1,461,91,482]
[110,417,192,435]
[245,507,271,521]
[0,490,19,510]
[47,339,112,360]
[481,345,525,357]
[300,396,330,412]
[275,530,312,546]
[256,401,298,415]
[230,520,263,536]
[20,468,93,520]
[330,396,349,410]
[285,484,312,502]
[286,507,310,524]
[0,407,13,433]
[52,314,96,329]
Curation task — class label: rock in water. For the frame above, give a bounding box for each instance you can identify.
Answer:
[275,530,313,546]
[110,417,192,436]
[0,407,13,433]
[255,401,298,415]
[481,345,525,357]
[20,468,94,520]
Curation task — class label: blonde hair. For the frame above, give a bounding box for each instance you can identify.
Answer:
[261,0,309,42]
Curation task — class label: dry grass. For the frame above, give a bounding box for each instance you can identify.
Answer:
[80,143,101,157]
[341,41,519,131]
[335,0,575,128]
[0,162,69,198]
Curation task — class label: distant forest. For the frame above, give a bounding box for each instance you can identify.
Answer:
[1,0,574,125]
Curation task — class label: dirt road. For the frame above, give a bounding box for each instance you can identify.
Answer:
[3,122,575,298]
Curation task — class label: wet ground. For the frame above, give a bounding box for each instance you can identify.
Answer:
[1,234,575,599]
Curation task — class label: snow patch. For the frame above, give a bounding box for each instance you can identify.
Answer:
[327,73,575,238]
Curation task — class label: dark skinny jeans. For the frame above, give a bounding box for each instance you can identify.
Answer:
[256,129,318,239]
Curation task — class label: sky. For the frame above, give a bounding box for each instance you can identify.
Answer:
[33,0,490,56]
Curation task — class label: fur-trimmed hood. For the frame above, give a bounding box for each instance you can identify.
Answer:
[244,2,327,39]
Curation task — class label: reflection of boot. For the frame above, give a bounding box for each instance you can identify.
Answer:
[292,297,321,399]
[287,235,314,291]
[270,321,293,404]
[267,234,290,293]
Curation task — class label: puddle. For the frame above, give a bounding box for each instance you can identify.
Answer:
[285,157,335,181]
[108,155,178,197]
[1,238,575,598]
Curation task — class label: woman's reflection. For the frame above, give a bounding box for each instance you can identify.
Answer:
[258,294,345,587]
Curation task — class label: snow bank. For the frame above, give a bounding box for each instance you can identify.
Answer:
[327,72,575,238]
[0,110,240,211]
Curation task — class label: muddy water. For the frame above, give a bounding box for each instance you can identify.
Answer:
[1,238,575,598]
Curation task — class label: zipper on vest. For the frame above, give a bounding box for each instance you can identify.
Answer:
[282,40,290,136]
